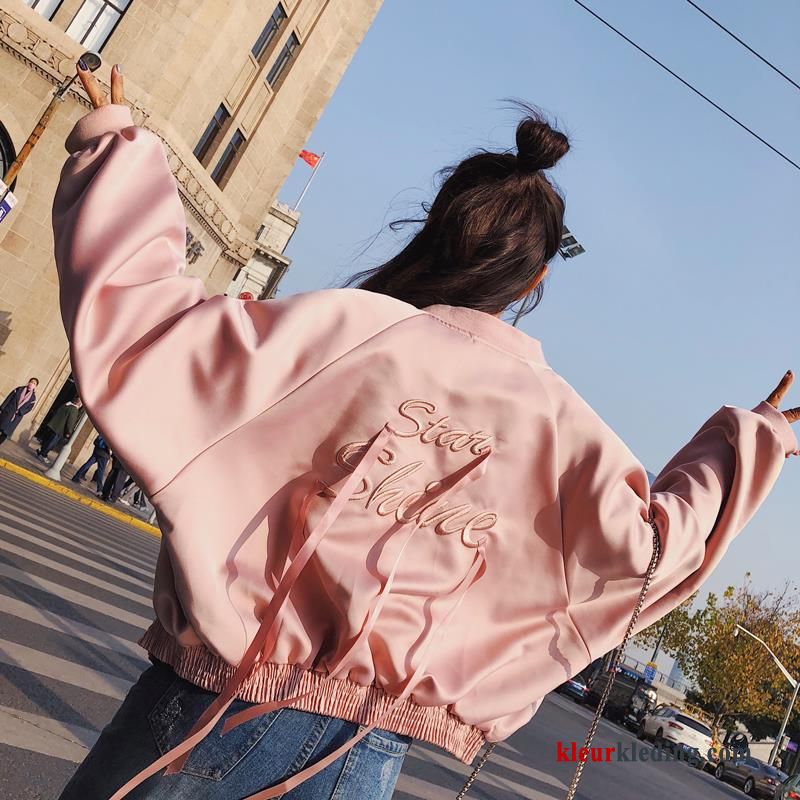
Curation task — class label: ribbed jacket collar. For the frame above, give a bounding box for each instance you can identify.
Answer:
[422,304,547,365]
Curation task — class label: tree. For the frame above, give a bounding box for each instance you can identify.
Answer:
[633,575,800,736]
[633,593,699,662]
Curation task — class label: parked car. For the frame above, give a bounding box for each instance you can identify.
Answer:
[621,683,658,732]
[585,664,650,724]
[774,773,800,799]
[637,706,714,769]
[556,677,589,703]
[714,754,787,798]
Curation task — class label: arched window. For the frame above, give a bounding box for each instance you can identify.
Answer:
[0,122,17,191]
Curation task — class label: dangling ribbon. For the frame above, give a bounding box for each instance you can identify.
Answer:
[110,425,492,799]
[223,445,492,735]
[234,546,487,799]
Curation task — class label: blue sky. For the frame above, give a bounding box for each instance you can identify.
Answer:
[276,0,800,620]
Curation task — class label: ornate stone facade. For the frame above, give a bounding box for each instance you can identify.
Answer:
[0,0,381,463]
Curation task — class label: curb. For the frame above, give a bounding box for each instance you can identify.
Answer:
[0,457,161,538]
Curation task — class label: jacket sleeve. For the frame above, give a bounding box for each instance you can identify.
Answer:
[550,373,797,661]
[18,399,35,417]
[52,105,411,497]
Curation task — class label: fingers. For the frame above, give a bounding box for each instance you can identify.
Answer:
[76,59,107,108]
[766,370,793,409]
[110,64,124,104]
[76,61,125,109]
[783,406,800,425]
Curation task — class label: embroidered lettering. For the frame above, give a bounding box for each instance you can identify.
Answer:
[328,399,499,546]
[395,400,437,438]
[394,489,428,523]
[460,512,497,547]
[367,462,425,515]
[396,400,495,455]
[335,440,396,500]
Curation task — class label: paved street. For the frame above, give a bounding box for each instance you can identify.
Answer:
[0,467,754,800]
[0,467,154,799]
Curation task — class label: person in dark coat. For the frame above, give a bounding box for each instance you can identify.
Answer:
[0,378,39,444]
[36,397,83,462]
[101,453,129,502]
[71,434,112,494]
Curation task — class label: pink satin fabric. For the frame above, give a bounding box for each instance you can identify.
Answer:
[110,424,490,799]
[51,104,798,796]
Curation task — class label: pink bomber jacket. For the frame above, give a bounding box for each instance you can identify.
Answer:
[52,105,798,799]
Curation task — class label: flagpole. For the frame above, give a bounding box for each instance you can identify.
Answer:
[294,151,325,210]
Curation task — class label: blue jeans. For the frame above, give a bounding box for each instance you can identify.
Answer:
[37,428,62,458]
[58,659,412,799]
[72,452,110,493]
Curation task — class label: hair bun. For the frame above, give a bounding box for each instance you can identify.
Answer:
[515,116,569,173]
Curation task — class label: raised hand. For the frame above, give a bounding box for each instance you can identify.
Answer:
[766,370,800,425]
[76,60,124,109]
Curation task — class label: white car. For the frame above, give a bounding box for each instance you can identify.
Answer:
[637,706,714,767]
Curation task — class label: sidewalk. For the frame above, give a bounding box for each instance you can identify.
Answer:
[0,436,159,537]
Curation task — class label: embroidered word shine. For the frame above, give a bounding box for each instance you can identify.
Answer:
[328,399,498,547]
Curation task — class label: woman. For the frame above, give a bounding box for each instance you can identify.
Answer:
[0,378,38,444]
[56,64,798,800]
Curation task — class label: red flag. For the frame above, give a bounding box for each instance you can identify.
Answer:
[299,149,321,168]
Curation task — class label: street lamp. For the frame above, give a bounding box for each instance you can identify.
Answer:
[1,51,101,207]
[511,225,586,327]
[733,623,799,766]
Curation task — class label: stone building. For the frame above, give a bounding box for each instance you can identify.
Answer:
[0,0,381,467]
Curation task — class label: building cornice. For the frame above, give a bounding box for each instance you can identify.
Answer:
[0,5,257,267]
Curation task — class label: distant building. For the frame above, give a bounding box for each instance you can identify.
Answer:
[667,661,688,684]
[227,200,301,300]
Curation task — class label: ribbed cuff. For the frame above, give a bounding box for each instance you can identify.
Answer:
[751,400,799,457]
[137,619,487,764]
[65,104,135,154]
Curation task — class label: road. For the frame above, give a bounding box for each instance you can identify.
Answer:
[0,467,754,799]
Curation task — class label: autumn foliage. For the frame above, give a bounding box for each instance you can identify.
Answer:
[634,575,800,740]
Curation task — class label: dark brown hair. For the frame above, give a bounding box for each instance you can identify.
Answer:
[345,102,569,318]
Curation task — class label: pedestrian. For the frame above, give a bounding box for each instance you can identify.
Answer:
[118,474,135,503]
[133,486,147,510]
[71,434,111,494]
[118,475,133,504]
[36,396,82,463]
[134,490,147,510]
[119,477,147,510]
[0,378,38,444]
[55,65,799,800]
[101,453,129,502]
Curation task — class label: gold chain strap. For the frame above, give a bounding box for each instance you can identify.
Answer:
[563,511,661,799]
[455,742,497,799]
[455,510,662,799]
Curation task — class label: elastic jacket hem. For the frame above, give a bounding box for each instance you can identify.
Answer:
[137,619,486,764]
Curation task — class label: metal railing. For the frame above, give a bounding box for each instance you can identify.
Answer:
[620,653,691,695]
